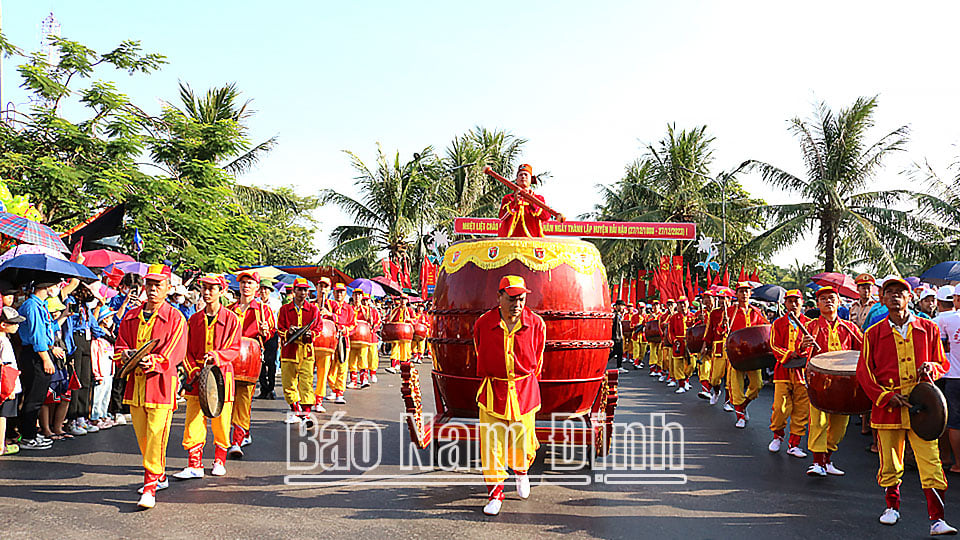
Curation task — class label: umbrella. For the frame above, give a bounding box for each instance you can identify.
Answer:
[275,273,315,290]
[810,272,858,299]
[239,266,285,279]
[905,276,922,289]
[371,276,403,295]
[347,278,386,298]
[0,212,68,253]
[0,253,97,285]
[919,262,960,286]
[0,244,67,264]
[104,261,149,276]
[81,249,134,268]
[752,284,786,303]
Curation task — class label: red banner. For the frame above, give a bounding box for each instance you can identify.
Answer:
[420,258,438,298]
[454,217,695,240]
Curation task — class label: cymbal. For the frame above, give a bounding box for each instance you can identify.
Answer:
[909,381,947,441]
[118,339,160,379]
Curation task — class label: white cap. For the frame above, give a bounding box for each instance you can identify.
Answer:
[937,285,955,302]
[919,288,937,301]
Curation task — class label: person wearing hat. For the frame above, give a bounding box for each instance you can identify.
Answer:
[0,306,26,456]
[611,300,626,373]
[496,164,556,238]
[323,282,356,404]
[175,274,241,480]
[411,303,432,365]
[658,300,675,384]
[918,288,938,320]
[701,289,730,404]
[849,274,877,329]
[726,283,770,427]
[347,291,378,388]
[666,297,694,393]
[227,270,276,457]
[646,300,664,378]
[276,277,321,422]
[310,277,335,409]
[695,291,716,399]
[474,275,545,516]
[113,264,188,509]
[257,279,282,400]
[631,304,646,369]
[360,293,382,383]
[384,295,415,374]
[15,281,65,450]
[936,286,960,478]
[767,289,811,458]
[800,285,863,477]
[856,276,956,535]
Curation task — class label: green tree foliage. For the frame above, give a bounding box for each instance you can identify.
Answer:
[248,186,319,266]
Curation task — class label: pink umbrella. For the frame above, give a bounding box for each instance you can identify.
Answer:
[810,272,859,299]
[81,249,134,268]
[0,244,67,264]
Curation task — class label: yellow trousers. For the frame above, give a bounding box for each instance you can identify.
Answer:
[807,405,848,453]
[327,354,347,393]
[390,340,411,364]
[769,380,809,436]
[624,339,632,358]
[281,357,315,405]
[413,338,426,356]
[367,344,379,371]
[672,352,690,380]
[479,408,539,485]
[876,428,948,489]
[709,343,727,387]
[183,396,233,450]
[348,345,374,372]
[659,346,671,374]
[635,341,646,363]
[649,343,660,367]
[314,351,331,398]
[728,366,761,405]
[231,383,254,431]
[131,406,174,475]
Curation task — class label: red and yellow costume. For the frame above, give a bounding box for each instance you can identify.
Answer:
[804,315,862,465]
[115,298,187,496]
[182,305,241,469]
[387,304,415,368]
[497,191,549,238]
[630,309,645,367]
[323,295,356,397]
[277,298,320,413]
[666,308,694,385]
[725,301,769,420]
[768,311,810,448]
[227,297,274,448]
[412,309,431,361]
[349,298,380,385]
[658,308,673,380]
[474,306,546,488]
[858,314,949,519]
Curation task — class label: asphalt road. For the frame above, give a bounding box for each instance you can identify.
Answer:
[0,356,953,540]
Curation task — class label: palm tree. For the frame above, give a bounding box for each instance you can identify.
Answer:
[911,157,960,266]
[741,96,933,274]
[439,126,526,222]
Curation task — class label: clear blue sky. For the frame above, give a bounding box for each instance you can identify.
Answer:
[3,1,959,269]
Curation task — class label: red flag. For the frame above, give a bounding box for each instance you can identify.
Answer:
[738,264,746,283]
[628,279,635,304]
[750,267,760,282]
[723,267,730,287]
[611,283,619,303]
[70,238,83,263]
[381,258,390,278]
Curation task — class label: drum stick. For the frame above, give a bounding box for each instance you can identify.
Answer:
[482,166,566,221]
[788,311,821,353]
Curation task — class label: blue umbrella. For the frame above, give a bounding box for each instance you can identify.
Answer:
[751,284,786,303]
[347,278,386,298]
[919,262,960,286]
[275,273,315,291]
[224,273,240,291]
[0,253,97,285]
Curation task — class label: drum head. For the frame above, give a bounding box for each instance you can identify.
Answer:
[808,350,860,374]
[909,382,947,441]
[198,365,225,418]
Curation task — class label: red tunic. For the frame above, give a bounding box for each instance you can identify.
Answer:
[498,192,549,238]
[703,308,728,358]
[116,302,188,409]
[387,306,415,323]
[227,298,275,343]
[666,312,693,356]
[804,316,863,356]
[769,313,810,383]
[355,304,381,343]
[277,301,321,361]
[183,306,241,403]
[473,307,546,419]
[725,304,769,332]
[857,317,950,429]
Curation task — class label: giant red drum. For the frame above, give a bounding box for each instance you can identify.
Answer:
[350,320,373,349]
[234,337,262,384]
[383,322,414,342]
[644,320,662,344]
[806,350,872,415]
[686,324,706,354]
[726,325,775,371]
[313,319,338,353]
[413,322,429,343]
[432,237,612,419]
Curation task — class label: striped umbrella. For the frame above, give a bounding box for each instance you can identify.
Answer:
[0,212,68,253]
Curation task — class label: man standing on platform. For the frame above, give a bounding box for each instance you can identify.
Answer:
[174,274,241,480]
[113,264,187,509]
[726,283,769,428]
[324,283,355,404]
[474,275,545,516]
[497,164,553,238]
[857,276,956,535]
[277,278,319,422]
[767,289,810,458]
[802,286,863,477]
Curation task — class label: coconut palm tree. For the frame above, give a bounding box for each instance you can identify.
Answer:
[439,126,526,222]
[741,96,933,274]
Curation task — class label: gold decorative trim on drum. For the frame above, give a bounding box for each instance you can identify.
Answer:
[442,237,606,278]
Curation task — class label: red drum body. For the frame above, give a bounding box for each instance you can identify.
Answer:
[621,320,632,338]
[413,322,429,343]
[350,321,373,349]
[686,324,706,354]
[383,322,414,342]
[433,237,612,419]
[726,325,775,371]
[234,337,262,383]
[644,320,662,344]
[313,319,338,353]
[806,350,872,415]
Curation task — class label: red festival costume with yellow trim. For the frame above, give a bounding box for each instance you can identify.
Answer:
[768,312,810,449]
[349,300,380,386]
[323,297,356,398]
[666,310,694,387]
[498,191,549,238]
[277,299,320,415]
[725,303,769,420]
[227,297,275,449]
[387,305,415,369]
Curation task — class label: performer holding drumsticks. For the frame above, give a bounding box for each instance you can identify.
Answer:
[277,278,320,423]
[857,276,956,535]
[767,289,811,458]
[485,164,564,238]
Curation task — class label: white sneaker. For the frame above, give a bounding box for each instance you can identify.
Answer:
[697,391,711,400]
[371,375,378,383]
[825,462,845,476]
[648,371,659,377]
[384,367,398,374]
[723,402,734,412]
[137,491,155,509]
[879,508,900,526]
[735,418,746,429]
[768,438,782,453]
[325,392,336,400]
[335,394,346,404]
[675,387,687,394]
[173,467,204,480]
[81,419,99,433]
[483,498,503,516]
[806,464,827,477]
[618,367,629,373]
[516,475,530,499]
[67,421,87,436]
[657,375,666,382]
[137,477,168,494]
[284,412,301,424]
[346,382,360,389]
[241,436,252,447]
[114,413,127,425]
[315,403,327,413]
[666,380,678,387]
[211,462,226,476]
[228,444,243,458]
[786,446,808,458]
[683,381,692,391]
[930,519,958,535]
[709,392,719,405]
